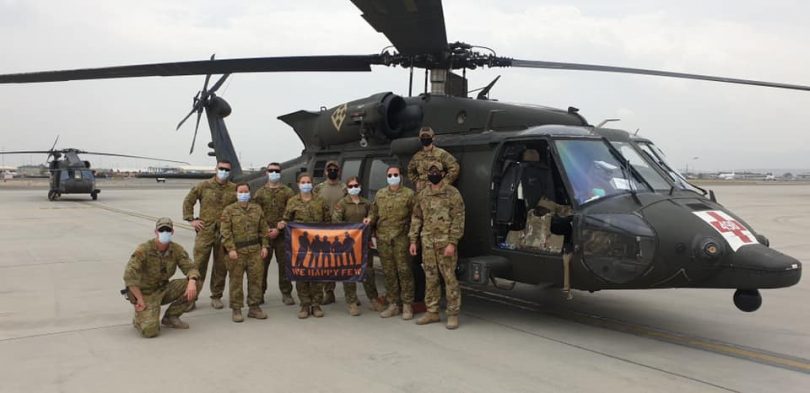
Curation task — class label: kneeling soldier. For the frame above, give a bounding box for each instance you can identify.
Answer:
[123,217,200,338]
[221,183,270,322]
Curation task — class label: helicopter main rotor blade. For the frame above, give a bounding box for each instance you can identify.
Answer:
[79,152,189,165]
[510,59,810,92]
[49,135,59,151]
[0,150,54,155]
[0,55,379,84]
[351,0,447,56]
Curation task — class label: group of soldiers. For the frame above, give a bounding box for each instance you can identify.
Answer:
[123,127,466,338]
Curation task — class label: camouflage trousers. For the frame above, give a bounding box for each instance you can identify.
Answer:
[133,278,189,338]
[226,247,264,309]
[296,281,324,307]
[262,236,293,297]
[343,257,379,304]
[422,241,461,315]
[193,224,228,299]
[378,236,415,305]
[323,281,336,295]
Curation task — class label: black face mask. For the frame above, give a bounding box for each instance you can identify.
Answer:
[326,170,339,180]
[420,138,433,147]
[428,173,443,185]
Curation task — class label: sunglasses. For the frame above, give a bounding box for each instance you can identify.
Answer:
[217,167,231,172]
[267,169,280,173]
[387,173,399,178]
[157,227,172,233]
[347,184,360,188]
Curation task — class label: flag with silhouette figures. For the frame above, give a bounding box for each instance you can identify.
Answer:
[284,222,369,282]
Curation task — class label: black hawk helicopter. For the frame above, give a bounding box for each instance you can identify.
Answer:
[0,136,189,201]
[0,0,803,312]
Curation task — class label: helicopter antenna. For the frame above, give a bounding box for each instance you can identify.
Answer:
[634,128,640,136]
[596,118,621,128]
[469,75,501,100]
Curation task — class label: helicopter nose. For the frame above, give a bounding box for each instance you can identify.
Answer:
[722,244,802,288]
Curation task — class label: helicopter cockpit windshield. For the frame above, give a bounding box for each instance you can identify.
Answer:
[609,141,671,192]
[637,141,703,194]
[555,139,662,205]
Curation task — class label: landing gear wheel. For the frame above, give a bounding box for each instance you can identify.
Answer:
[47,190,57,201]
[91,191,98,200]
[733,289,762,312]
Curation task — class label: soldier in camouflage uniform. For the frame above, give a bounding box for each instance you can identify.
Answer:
[332,176,380,316]
[253,162,296,306]
[365,165,416,319]
[313,160,347,304]
[278,173,331,319]
[409,161,466,330]
[221,183,270,322]
[182,160,237,310]
[123,217,200,338]
[407,127,460,192]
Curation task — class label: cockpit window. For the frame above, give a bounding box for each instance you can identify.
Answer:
[638,142,703,194]
[609,142,671,191]
[554,139,648,205]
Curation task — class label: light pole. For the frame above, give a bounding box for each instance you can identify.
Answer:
[686,156,699,176]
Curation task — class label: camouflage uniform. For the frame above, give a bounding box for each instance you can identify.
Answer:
[123,240,200,338]
[313,177,347,298]
[283,195,331,307]
[369,185,416,306]
[407,130,460,192]
[332,195,378,304]
[182,177,237,300]
[409,179,465,316]
[220,202,269,309]
[253,184,296,298]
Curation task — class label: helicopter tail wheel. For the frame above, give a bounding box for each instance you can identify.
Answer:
[47,190,56,201]
[733,289,762,312]
[91,191,98,200]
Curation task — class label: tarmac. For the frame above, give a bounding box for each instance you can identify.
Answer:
[0,180,808,393]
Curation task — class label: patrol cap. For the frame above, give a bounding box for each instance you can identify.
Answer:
[535,198,556,211]
[418,126,435,138]
[155,217,173,230]
[427,161,444,172]
[325,160,340,170]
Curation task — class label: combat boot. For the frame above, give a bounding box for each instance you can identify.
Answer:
[401,304,414,320]
[232,309,244,323]
[323,290,336,305]
[248,306,268,320]
[348,303,361,316]
[297,306,310,319]
[312,305,325,318]
[380,303,401,318]
[282,293,296,306]
[211,298,224,309]
[416,312,440,325]
[161,316,189,329]
[446,315,459,330]
[369,298,385,312]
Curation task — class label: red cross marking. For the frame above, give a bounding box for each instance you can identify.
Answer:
[706,211,752,243]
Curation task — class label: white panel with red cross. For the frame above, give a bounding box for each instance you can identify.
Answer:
[693,210,757,252]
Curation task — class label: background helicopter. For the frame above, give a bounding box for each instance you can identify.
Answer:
[0,0,803,311]
[0,136,189,200]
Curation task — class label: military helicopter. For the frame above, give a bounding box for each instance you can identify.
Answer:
[0,136,189,201]
[0,0,803,312]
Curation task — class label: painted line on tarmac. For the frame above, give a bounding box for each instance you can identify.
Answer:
[81,202,810,374]
[461,285,810,375]
[83,202,194,231]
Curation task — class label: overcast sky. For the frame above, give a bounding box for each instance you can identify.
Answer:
[1,0,809,172]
